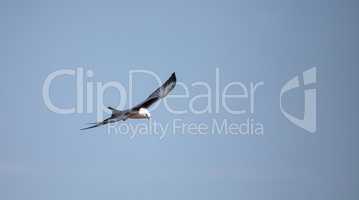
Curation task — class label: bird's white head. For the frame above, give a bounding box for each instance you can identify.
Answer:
[139,108,151,119]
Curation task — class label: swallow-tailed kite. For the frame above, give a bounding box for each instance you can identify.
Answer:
[81,72,176,130]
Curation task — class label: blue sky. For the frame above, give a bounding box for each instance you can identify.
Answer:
[1,0,359,199]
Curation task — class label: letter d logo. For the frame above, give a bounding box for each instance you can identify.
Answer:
[280,68,317,133]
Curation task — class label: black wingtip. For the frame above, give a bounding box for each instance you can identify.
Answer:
[171,72,176,81]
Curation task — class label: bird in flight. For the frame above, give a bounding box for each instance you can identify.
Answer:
[81,72,177,130]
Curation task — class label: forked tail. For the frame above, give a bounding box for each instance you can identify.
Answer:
[80,107,122,130]
[80,121,106,130]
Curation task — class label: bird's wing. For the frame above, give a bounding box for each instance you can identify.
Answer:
[131,72,176,111]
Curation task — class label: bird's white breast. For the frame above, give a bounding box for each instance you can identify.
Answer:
[128,108,150,119]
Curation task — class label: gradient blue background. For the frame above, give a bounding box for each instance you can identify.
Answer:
[1,0,358,199]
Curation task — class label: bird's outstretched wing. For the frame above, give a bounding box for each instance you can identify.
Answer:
[131,72,176,111]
